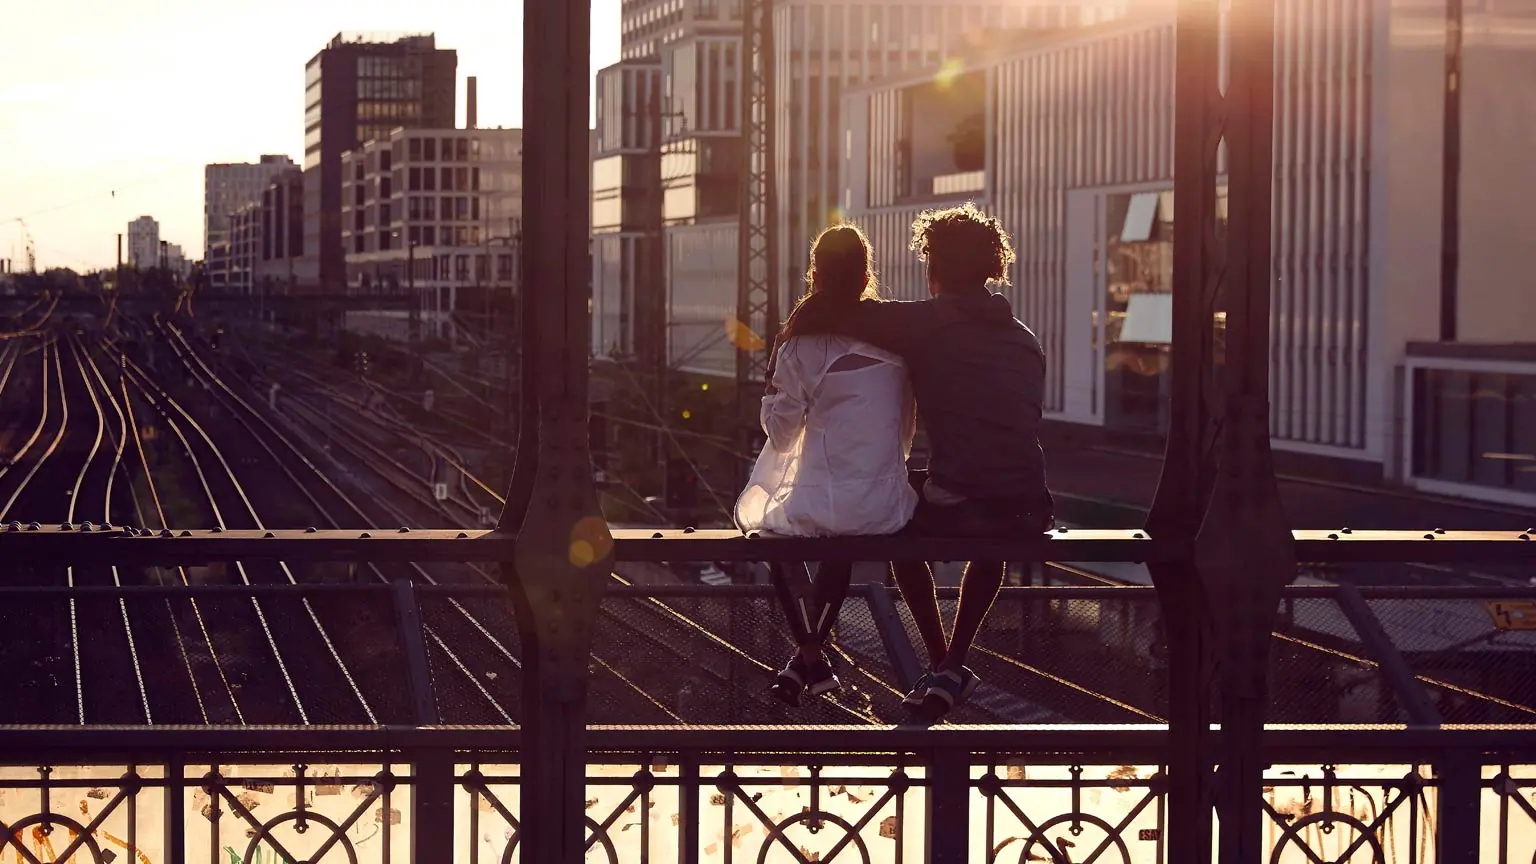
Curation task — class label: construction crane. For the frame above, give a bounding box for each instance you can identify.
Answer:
[734,0,778,477]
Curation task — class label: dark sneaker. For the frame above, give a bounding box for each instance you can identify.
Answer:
[771,655,840,707]
[919,667,980,719]
[901,671,936,712]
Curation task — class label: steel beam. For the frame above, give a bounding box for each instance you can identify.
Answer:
[1334,584,1444,726]
[0,527,1529,564]
[0,724,1532,762]
[500,0,612,860]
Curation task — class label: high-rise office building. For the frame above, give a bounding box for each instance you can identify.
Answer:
[126,216,160,269]
[205,155,297,291]
[303,32,457,292]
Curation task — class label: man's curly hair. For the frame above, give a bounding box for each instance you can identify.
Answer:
[909,202,1016,290]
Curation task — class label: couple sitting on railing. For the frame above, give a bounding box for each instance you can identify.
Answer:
[735,203,1054,722]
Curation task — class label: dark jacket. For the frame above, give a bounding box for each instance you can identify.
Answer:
[789,290,1051,504]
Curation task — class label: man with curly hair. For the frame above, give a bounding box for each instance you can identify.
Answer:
[786,202,1053,719]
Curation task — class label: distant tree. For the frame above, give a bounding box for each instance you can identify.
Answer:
[947,112,986,173]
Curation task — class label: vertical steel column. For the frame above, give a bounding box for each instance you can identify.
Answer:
[1197,0,1293,857]
[499,1,613,862]
[925,751,970,863]
[412,750,456,861]
[1145,0,1224,857]
[1437,758,1481,863]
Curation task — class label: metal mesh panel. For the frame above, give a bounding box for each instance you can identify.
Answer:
[1268,597,1403,724]
[589,592,888,725]
[0,589,78,725]
[417,592,523,724]
[1366,597,1536,724]
[896,589,1168,724]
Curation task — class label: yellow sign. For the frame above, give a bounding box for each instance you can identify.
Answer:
[1485,601,1536,631]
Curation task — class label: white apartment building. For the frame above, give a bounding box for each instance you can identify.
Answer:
[126,216,160,269]
[205,155,297,291]
[841,2,1536,505]
[343,127,524,341]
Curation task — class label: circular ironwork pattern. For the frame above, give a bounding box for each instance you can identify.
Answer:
[1,814,108,863]
[1269,812,1386,864]
[241,810,359,864]
[756,809,871,864]
[500,816,617,864]
[1016,813,1131,864]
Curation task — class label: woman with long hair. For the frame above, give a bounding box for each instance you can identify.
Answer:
[735,224,917,706]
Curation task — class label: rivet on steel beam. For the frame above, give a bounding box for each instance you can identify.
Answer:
[1423,534,1435,540]
[124,527,137,536]
[398,527,410,533]
[211,526,223,533]
[5,521,16,530]
[264,532,276,539]
[1341,527,1353,534]
[160,529,173,538]
[1055,527,1069,533]
[683,526,696,534]
[360,532,372,539]
[1520,534,1530,541]
[28,522,40,531]
[1132,532,1145,540]
[457,532,469,539]
[652,532,663,539]
[101,522,111,531]
[61,523,73,531]
[305,526,318,533]
[81,521,94,530]
[179,530,191,537]
[1328,534,1339,540]
[747,532,759,539]
[1434,528,1446,534]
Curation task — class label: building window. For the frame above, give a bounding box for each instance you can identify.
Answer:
[423,226,436,245]
[476,254,490,281]
[409,226,422,245]
[379,203,391,225]
[408,197,422,220]
[441,167,454,191]
[456,197,470,221]
[498,254,513,280]
[355,235,366,254]
[380,177,392,198]
[472,167,481,191]
[354,210,365,231]
[444,137,457,161]
[381,150,392,172]
[472,197,480,221]
[354,185,365,207]
[456,138,470,161]
[455,167,468,192]
[471,138,481,159]
[409,167,421,191]
[423,197,436,220]
[455,255,470,279]
[442,196,455,221]
[379,230,393,251]
[424,138,436,161]
[409,137,422,161]
[1413,368,1536,493]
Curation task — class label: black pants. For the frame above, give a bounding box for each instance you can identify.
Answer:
[771,561,854,646]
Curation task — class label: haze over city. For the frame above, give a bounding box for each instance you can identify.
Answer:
[0,0,621,270]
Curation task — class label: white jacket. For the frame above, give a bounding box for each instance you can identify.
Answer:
[735,334,918,536]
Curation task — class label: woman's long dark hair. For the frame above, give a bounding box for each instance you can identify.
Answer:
[777,224,879,341]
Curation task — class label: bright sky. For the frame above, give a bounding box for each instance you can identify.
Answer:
[0,0,621,271]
